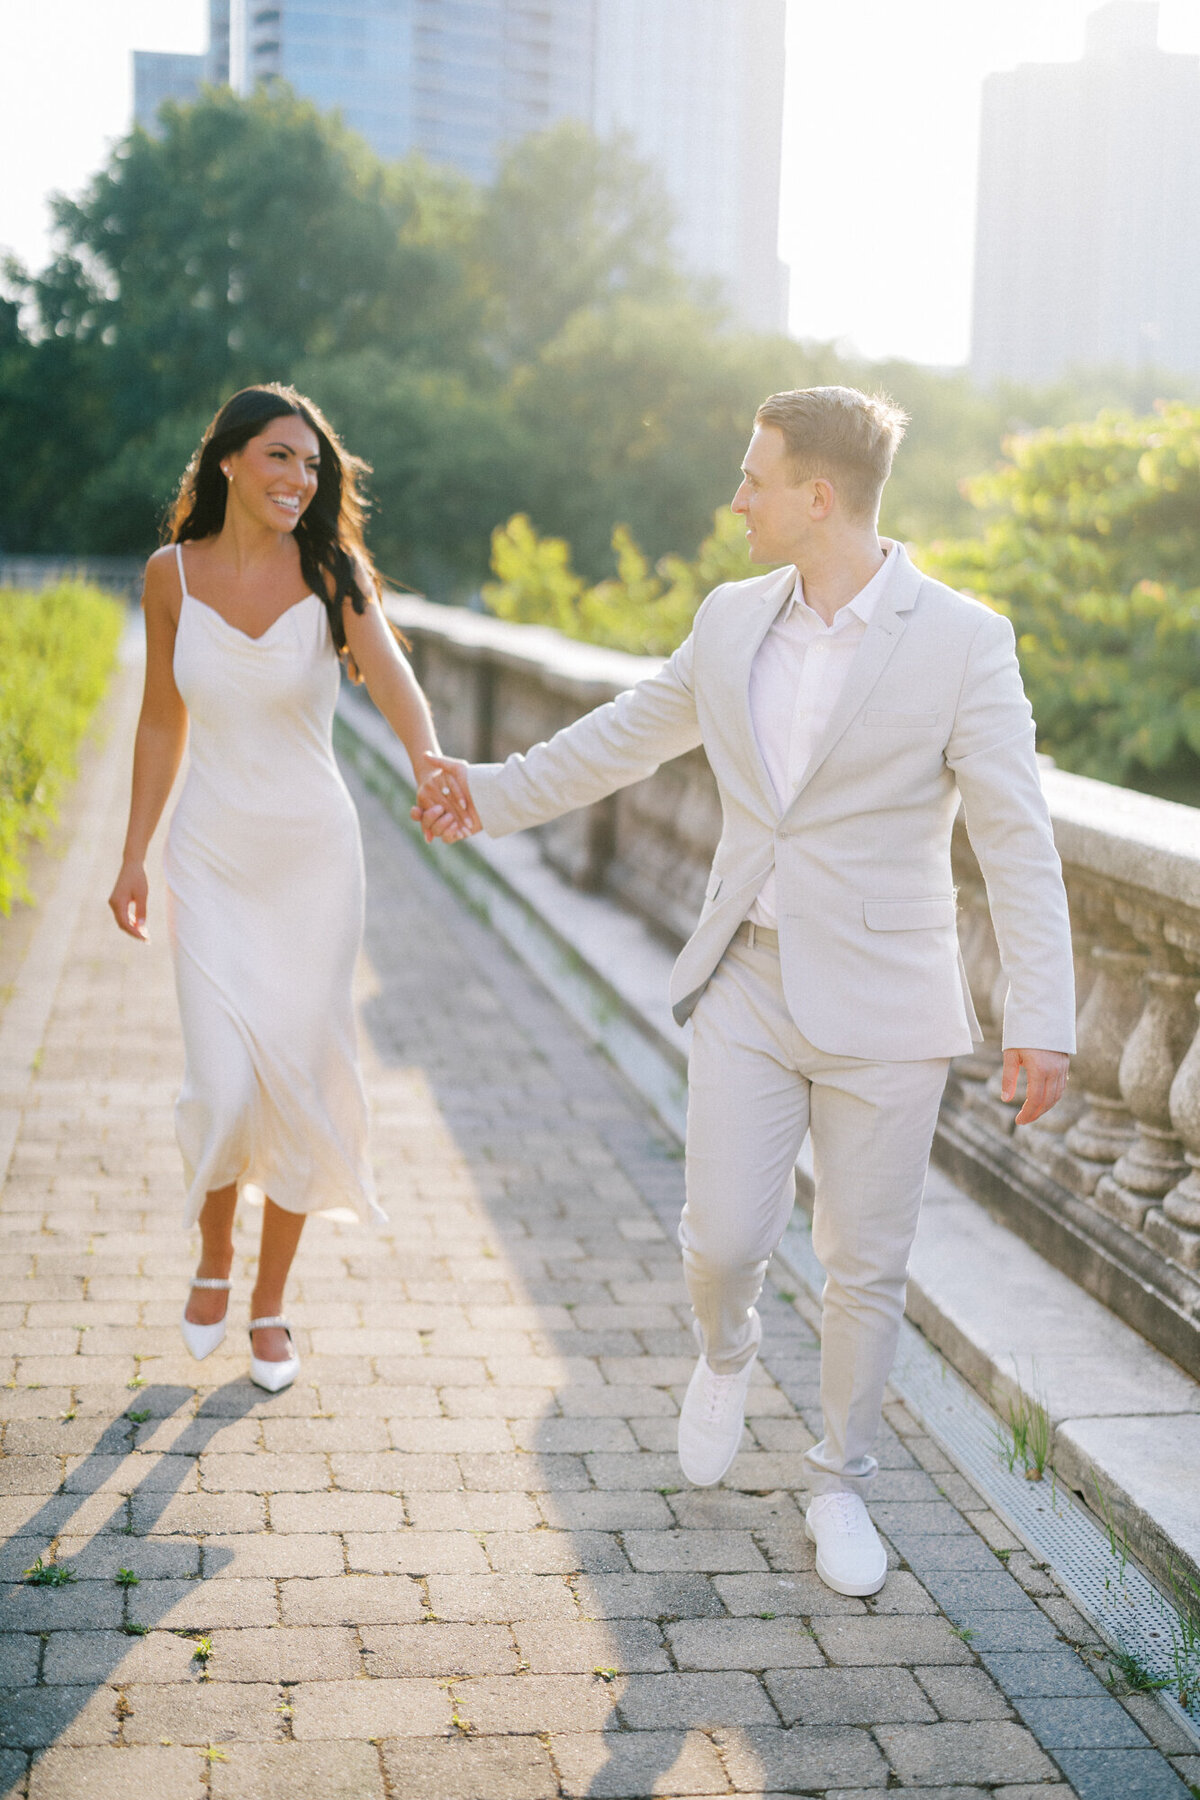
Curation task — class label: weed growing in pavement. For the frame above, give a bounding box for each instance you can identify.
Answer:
[114,1568,139,1587]
[1164,1560,1200,1710]
[593,1666,618,1682]
[122,1622,149,1636]
[1106,1646,1170,1695]
[1090,1472,1131,1581]
[127,1408,151,1424]
[994,1364,1051,1480]
[23,1558,75,1587]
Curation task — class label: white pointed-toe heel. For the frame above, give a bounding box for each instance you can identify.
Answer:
[248,1316,300,1393]
[180,1276,232,1361]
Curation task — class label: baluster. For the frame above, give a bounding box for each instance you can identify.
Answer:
[1094,907,1197,1229]
[1055,936,1146,1191]
[1149,942,1200,1269]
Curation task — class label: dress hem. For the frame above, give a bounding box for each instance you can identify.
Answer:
[181,1167,386,1232]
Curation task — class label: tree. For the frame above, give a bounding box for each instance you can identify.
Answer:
[921,404,1200,798]
[473,123,685,363]
[2,87,480,551]
[295,348,530,593]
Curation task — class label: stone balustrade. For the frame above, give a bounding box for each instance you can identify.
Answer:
[389,593,1200,1378]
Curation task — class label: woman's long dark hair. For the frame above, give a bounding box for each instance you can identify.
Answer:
[167,384,382,664]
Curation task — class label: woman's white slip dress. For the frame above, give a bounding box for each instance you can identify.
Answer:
[164,543,384,1228]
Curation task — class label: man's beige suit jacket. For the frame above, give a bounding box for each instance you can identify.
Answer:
[468,544,1076,1062]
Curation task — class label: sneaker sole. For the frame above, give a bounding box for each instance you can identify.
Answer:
[678,1436,742,1488]
[805,1520,888,1597]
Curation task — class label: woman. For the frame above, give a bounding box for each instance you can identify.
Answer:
[109,384,469,1392]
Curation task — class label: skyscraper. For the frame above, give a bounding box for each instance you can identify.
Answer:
[133,51,205,132]
[970,1,1200,384]
[593,0,786,334]
[136,1,787,332]
[132,3,231,132]
[232,0,594,176]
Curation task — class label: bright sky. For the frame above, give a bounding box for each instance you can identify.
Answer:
[3,1,1199,367]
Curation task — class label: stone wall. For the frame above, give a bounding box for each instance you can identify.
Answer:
[391,593,1200,1377]
[0,555,147,599]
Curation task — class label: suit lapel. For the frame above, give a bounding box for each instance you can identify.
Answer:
[782,547,925,814]
[727,564,796,812]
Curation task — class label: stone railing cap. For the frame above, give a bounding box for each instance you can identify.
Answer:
[384,591,662,695]
[1041,767,1199,910]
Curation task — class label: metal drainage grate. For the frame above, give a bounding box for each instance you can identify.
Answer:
[778,1217,1200,1748]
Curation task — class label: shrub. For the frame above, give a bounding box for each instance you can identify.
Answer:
[483,507,757,657]
[0,583,124,912]
[921,404,1200,797]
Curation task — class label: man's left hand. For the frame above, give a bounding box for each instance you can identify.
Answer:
[1002,1048,1070,1124]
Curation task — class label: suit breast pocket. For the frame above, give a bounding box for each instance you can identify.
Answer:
[861,709,941,729]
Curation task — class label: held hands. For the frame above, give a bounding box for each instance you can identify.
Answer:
[109,859,150,941]
[1001,1047,1070,1125]
[411,753,481,844]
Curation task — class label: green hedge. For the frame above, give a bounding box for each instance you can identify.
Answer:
[0,584,125,913]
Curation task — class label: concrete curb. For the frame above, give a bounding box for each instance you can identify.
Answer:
[336,685,1200,1614]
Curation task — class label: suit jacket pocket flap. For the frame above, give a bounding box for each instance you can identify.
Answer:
[705,874,723,902]
[863,896,956,931]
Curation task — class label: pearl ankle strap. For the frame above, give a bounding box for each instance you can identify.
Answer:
[190,1277,232,1290]
[248,1315,290,1332]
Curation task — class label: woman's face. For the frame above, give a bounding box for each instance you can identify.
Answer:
[221,414,322,534]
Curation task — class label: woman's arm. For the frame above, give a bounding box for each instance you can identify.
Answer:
[341,590,475,835]
[108,552,190,940]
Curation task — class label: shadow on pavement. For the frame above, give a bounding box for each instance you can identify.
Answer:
[1,1381,263,1777]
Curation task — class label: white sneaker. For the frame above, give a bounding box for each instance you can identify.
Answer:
[677,1351,757,1486]
[805,1491,888,1596]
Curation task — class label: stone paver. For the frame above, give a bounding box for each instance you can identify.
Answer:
[1,664,1195,1797]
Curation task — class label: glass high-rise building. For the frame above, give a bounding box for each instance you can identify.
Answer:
[971,0,1200,382]
[232,0,593,176]
[136,0,788,331]
[133,51,205,131]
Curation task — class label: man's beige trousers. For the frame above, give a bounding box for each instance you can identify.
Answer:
[681,934,950,1497]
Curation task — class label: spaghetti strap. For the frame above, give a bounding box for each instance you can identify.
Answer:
[174,542,190,601]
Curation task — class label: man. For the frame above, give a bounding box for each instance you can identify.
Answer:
[416,387,1074,1597]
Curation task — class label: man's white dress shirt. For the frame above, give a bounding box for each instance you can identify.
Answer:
[746,544,895,929]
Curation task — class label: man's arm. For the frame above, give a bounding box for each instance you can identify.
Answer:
[946,607,1075,1122]
[416,623,705,840]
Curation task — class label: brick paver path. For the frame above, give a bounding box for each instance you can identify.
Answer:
[2,665,1194,1799]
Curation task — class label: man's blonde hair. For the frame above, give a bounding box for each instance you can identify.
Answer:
[754,385,909,521]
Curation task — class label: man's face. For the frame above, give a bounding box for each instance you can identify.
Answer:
[731,425,817,565]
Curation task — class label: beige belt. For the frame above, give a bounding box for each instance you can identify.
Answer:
[734,920,779,951]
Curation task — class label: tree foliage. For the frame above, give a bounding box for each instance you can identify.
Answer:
[920,405,1200,798]
[3,76,1198,780]
[484,507,754,657]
